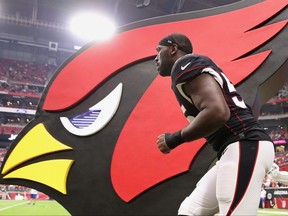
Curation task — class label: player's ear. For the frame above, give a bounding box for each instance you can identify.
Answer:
[170,44,178,55]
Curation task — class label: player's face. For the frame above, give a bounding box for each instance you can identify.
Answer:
[155,45,174,77]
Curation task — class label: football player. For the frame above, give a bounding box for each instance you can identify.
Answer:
[155,33,275,216]
[267,163,288,184]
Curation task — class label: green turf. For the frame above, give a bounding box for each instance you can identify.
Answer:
[1,200,288,215]
[257,208,288,216]
[0,200,71,215]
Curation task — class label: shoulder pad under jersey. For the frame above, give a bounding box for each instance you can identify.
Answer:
[171,54,217,85]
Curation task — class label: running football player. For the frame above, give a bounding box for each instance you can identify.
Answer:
[268,163,288,184]
[155,33,275,216]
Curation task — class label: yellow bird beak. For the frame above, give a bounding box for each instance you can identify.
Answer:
[1,123,74,194]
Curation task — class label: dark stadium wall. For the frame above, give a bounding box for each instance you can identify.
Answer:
[0,0,287,215]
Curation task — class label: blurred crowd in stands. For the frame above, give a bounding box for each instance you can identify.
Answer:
[0,115,32,135]
[0,58,54,136]
[0,125,23,135]
[275,150,288,172]
[0,58,57,94]
[274,144,288,171]
[0,98,38,109]
[270,82,288,101]
[269,129,288,140]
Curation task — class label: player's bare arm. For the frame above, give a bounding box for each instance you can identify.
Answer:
[157,73,230,154]
[181,73,230,141]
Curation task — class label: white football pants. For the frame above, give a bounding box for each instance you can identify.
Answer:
[178,140,274,216]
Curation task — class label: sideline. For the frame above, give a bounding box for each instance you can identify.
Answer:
[0,201,29,212]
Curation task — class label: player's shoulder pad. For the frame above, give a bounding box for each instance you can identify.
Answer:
[171,54,214,85]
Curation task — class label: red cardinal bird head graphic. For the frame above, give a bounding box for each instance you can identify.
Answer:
[0,0,287,215]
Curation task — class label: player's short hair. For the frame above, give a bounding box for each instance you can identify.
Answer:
[158,33,193,54]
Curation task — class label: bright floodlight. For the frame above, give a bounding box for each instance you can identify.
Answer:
[69,12,116,41]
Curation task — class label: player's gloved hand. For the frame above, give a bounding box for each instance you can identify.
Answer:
[267,163,280,179]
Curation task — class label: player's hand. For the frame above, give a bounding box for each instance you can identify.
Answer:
[267,163,279,178]
[157,134,171,154]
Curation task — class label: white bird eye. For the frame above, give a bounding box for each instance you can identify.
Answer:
[60,83,123,136]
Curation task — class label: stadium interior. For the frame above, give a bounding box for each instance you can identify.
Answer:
[0,0,287,212]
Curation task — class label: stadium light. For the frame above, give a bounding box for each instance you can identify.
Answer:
[74,45,82,50]
[69,12,116,42]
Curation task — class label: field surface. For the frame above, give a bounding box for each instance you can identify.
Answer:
[0,200,70,215]
[1,200,288,215]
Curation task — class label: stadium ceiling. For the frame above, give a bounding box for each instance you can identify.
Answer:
[0,0,241,28]
[0,0,242,48]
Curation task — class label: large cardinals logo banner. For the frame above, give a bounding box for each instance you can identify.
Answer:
[0,0,287,215]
